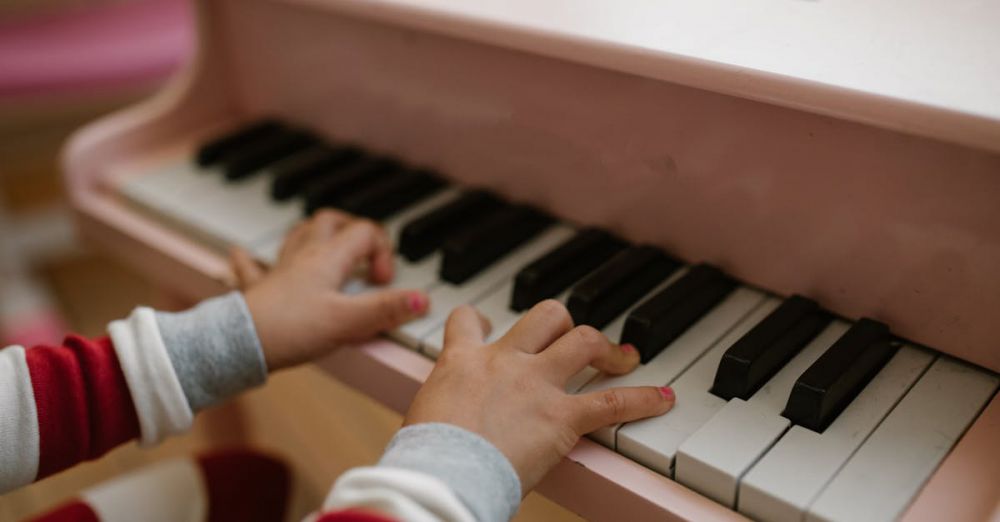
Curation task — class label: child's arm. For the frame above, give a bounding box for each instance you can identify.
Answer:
[0,211,428,494]
[316,303,676,522]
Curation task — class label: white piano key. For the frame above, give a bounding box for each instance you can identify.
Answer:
[120,161,215,224]
[615,297,781,475]
[738,345,935,522]
[583,285,767,448]
[674,320,849,506]
[421,280,519,358]
[481,282,527,344]
[202,174,301,246]
[395,225,575,350]
[123,160,298,250]
[806,357,999,522]
[250,233,285,266]
[195,199,297,249]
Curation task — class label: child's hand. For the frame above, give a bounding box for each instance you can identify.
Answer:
[232,210,429,371]
[404,301,675,492]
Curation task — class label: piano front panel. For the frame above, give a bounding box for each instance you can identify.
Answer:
[211,0,1000,372]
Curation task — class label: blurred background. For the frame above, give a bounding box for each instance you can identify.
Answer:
[0,1,577,520]
[0,0,192,348]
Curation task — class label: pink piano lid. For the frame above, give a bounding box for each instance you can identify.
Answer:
[0,0,193,98]
[291,0,1000,155]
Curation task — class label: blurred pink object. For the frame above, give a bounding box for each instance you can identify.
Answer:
[0,0,194,98]
[1,308,69,348]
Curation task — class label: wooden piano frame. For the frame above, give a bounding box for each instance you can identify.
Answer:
[63,0,999,520]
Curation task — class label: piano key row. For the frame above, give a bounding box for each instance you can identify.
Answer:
[121,119,999,522]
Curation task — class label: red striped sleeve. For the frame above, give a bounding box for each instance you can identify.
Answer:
[198,449,291,522]
[25,335,140,480]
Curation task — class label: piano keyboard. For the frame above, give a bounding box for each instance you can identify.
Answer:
[118,120,998,522]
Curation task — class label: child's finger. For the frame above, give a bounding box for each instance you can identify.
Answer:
[326,220,393,285]
[308,209,353,242]
[364,227,395,284]
[570,386,675,435]
[497,299,573,354]
[540,326,639,384]
[339,289,429,335]
[443,305,491,349]
[229,247,266,289]
[279,221,309,260]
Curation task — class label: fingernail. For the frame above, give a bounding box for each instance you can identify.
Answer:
[659,386,675,401]
[620,343,637,354]
[407,292,428,314]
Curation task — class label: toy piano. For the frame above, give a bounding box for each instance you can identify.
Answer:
[63,0,1000,520]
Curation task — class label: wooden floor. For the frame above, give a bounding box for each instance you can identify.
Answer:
[0,100,583,521]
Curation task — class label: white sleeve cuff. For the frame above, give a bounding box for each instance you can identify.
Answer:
[324,467,476,522]
[108,307,193,446]
[0,345,40,493]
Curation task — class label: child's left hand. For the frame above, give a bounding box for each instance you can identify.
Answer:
[230,210,429,371]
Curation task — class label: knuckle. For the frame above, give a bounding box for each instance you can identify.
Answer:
[313,209,341,224]
[447,305,477,329]
[354,219,379,235]
[533,299,571,324]
[572,324,606,348]
[600,389,628,419]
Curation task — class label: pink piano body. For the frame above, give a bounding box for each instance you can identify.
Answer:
[63,0,1000,520]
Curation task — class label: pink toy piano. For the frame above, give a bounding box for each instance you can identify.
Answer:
[63,1,1000,520]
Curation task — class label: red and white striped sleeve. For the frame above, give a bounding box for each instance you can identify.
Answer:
[0,293,259,494]
[0,335,141,492]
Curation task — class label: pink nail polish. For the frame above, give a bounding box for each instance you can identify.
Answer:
[659,386,675,400]
[408,293,428,313]
[620,343,637,354]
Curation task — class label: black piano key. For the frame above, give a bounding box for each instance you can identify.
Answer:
[195,119,284,167]
[510,229,627,312]
[567,246,680,330]
[221,129,318,180]
[303,157,402,215]
[270,145,363,201]
[397,191,505,262]
[620,264,737,363]
[782,318,897,432]
[439,206,553,284]
[710,295,831,401]
[338,169,447,221]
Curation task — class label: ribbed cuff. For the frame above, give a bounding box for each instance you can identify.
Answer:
[155,292,267,411]
[378,423,522,522]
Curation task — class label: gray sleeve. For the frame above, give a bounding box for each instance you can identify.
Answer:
[378,423,522,522]
[155,291,268,412]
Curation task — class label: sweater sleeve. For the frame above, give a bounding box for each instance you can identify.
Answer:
[0,292,268,494]
[319,423,522,522]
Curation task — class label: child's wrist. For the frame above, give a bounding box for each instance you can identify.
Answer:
[155,291,268,411]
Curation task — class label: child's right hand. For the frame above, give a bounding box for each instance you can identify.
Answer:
[404,300,676,493]
[232,210,430,371]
